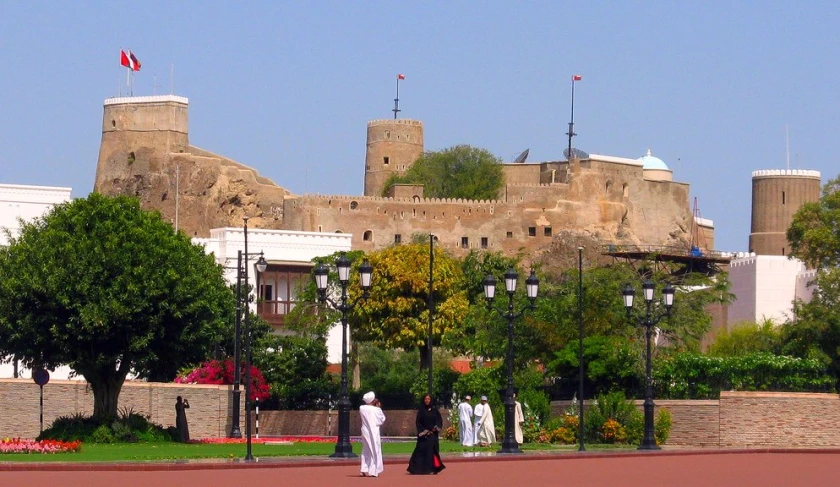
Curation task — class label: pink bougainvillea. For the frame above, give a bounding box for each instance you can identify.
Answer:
[175,358,270,402]
[0,438,82,454]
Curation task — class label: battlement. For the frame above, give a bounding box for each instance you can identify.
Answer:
[296,193,504,206]
[367,119,423,127]
[104,95,189,106]
[752,169,821,179]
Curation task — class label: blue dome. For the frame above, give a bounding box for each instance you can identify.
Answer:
[638,149,669,170]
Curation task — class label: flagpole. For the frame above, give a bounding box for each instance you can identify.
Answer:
[567,77,576,159]
[393,76,401,119]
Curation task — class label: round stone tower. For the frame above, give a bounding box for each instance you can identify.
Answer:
[749,169,821,256]
[364,119,424,197]
[94,95,189,193]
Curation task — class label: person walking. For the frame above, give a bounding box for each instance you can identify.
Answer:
[407,394,446,475]
[458,395,474,447]
[359,391,386,477]
[475,395,496,447]
[514,392,525,445]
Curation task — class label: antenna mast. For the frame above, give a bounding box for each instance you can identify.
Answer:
[566,75,582,159]
[785,125,790,170]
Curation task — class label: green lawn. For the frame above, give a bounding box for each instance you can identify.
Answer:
[0,440,598,463]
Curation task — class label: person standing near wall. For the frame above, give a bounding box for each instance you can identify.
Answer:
[175,396,190,443]
[359,391,386,477]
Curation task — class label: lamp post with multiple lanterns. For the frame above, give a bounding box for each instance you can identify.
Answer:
[315,252,373,458]
[482,268,539,454]
[622,280,675,450]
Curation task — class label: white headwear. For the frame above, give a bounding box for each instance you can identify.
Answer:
[363,391,376,404]
[481,395,488,401]
[465,395,471,401]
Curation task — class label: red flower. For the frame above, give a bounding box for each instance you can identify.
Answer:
[176,358,271,401]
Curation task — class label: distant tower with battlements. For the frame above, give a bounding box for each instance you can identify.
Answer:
[364,119,424,197]
[94,95,189,193]
[749,169,821,256]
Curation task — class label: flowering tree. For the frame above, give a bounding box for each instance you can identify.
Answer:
[176,358,270,402]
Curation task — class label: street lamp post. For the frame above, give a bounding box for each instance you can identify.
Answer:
[315,252,373,458]
[482,268,539,454]
[242,216,267,461]
[577,246,585,452]
[622,280,675,451]
[230,250,244,438]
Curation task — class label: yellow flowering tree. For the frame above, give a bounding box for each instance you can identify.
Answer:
[352,243,469,369]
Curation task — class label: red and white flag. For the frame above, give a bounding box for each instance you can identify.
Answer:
[120,49,141,71]
[572,74,582,81]
[397,73,405,80]
[129,51,141,71]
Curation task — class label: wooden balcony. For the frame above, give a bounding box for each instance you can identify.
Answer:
[257,300,296,327]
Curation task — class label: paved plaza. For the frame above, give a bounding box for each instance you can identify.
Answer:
[1,450,837,487]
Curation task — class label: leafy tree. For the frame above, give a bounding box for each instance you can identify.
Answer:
[548,335,643,396]
[442,250,522,361]
[383,145,504,200]
[707,320,783,357]
[787,176,840,269]
[785,175,840,386]
[352,243,470,370]
[0,194,234,418]
[254,333,336,410]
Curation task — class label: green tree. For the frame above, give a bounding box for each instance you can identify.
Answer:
[0,194,234,418]
[785,175,840,387]
[353,243,470,369]
[442,250,521,361]
[787,176,840,269]
[708,320,783,357]
[383,145,504,200]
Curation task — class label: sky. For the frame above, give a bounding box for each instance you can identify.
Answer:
[2,1,839,252]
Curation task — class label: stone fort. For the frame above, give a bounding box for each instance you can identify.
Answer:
[93,95,711,256]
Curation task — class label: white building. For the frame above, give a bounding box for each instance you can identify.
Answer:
[0,183,73,379]
[727,254,815,327]
[194,227,353,363]
[0,183,71,246]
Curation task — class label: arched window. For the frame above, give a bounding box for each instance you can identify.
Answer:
[363,230,373,241]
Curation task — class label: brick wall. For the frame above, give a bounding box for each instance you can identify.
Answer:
[4,380,839,448]
[719,391,840,447]
[0,379,237,440]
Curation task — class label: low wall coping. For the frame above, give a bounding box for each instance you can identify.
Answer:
[720,391,840,400]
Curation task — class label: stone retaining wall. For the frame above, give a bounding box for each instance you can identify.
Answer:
[3,379,839,448]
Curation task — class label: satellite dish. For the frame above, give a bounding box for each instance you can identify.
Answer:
[563,148,590,160]
[513,149,529,164]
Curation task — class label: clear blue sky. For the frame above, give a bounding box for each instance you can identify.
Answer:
[2,1,838,252]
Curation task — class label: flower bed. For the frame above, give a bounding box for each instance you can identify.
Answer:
[0,438,82,454]
[194,436,346,444]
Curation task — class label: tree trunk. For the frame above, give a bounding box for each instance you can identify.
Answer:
[419,343,431,370]
[84,363,130,419]
[351,340,360,390]
[90,377,125,419]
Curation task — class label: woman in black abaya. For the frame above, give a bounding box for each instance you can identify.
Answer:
[407,394,446,475]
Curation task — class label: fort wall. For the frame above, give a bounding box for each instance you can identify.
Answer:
[93,95,705,252]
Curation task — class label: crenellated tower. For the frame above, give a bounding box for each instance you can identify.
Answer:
[363,119,424,196]
[94,95,189,193]
[749,169,821,256]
